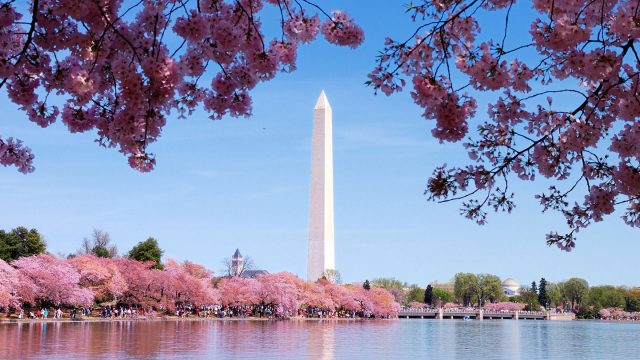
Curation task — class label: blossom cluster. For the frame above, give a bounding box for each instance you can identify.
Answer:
[0,0,363,173]
[370,0,640,249]
[598,308,640,320]
[0,254,399,318]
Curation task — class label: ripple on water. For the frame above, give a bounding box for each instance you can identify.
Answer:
[0,319,639,360]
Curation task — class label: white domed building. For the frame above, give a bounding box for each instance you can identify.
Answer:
[502,278,521,297]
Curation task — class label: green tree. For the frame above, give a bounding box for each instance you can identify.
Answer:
[80,229,117,258]
[371,278,405,290]
[561,278,589,311]
[520,287,541,311]
[509,295,522,303]
[128,237,164,270]
[432,288,452,305]
[588,286,625,309]
[405,285,424,304]
[453,273,477,306]
[538,278,549,308]
[547,282,564,309]
[531,281,538,294]
[362,280,371,291]
[91,245,111,258]
[424,284,434,305]
[476,274,503,306]
[623,288,640,312]
[0,226,47,262]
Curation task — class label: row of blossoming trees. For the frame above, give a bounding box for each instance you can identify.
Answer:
[0,254,399,318]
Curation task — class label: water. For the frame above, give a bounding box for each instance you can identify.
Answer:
[0,319,639,359]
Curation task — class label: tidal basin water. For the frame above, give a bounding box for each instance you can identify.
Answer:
[1,319,639,359]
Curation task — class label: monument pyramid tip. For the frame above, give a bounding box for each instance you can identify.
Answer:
[314,90,331,109]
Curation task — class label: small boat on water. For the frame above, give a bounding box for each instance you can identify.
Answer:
[463,316,472,321]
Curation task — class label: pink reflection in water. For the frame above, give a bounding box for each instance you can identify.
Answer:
[0,319,353,359]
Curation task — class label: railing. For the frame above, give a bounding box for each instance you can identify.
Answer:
[400,308,546,317]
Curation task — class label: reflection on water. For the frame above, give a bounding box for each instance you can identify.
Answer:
[306,321,334,360]
[0,319,639,359]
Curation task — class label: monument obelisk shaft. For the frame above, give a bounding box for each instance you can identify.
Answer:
[307,91,335,281]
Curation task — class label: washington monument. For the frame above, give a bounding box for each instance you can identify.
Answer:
[307,90,335,281]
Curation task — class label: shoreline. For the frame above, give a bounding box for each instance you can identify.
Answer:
[0,316,372,324]
[2,317,639,325]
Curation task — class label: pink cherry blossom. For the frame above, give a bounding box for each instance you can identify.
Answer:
[69,254,127,302]
[0,0,363,173]
[0,136,34,174]
[370,0,640,249]
[321,11,364,48]
[218,277,262,307]
[13,254,94,307]
[0,259,23,309]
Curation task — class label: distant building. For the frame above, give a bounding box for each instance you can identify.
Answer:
[502,278,521,297]
[230,248,244,277]
[229,248,268,278]
[243,269,269,278]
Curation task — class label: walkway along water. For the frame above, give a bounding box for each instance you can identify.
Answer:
[398,308,576,320]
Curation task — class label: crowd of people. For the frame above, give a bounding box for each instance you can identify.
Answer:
[0,254,401,320]
[97,306,157,319]
[598,309,640,321]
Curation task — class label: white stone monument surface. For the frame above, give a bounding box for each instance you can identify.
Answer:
[307,90,335,281]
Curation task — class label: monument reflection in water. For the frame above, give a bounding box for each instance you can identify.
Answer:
[0,320,341,359]
[1,320,640,359]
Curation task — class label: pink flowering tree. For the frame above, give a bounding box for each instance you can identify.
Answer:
[367,287,400,318]
[346,285,375,316]
[323,283,376,316]
[0,259,24,309]
[112,257,157,307]
[598,308,611,319]
[484,301,525,312]
[218,277,261,307]
[257,272,302,317]
[69,254,127,303]
[0,0,363,173]
[13,254,94,307]
[368,0,640,249]
[161,259,219,310]
[300,282,335,311]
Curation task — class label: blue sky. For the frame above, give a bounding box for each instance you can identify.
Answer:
[1,1,638,287]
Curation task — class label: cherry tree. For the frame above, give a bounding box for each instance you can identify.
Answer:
[111,257,157,306]
[182,260,214,279]
[218,276,261,307]
[0,0,363,173]
[367,287,400,318]
[69,254,127,302]
[598,308,611,318]
[368,0,640,249]
[343,285,374,316]
[13,254,94,307]
[484,301,525,311]
[300,282,334,310]
[322,282,362,313]
[257,272,302,317]
[0,259,23,309]
[162,258,219,309]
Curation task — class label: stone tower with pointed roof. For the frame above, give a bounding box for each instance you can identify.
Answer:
[231,248,243,277]
[307,91,335,281]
